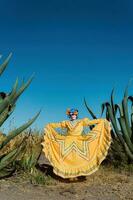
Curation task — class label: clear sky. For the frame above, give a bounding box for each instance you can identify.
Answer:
[0,0,133,133]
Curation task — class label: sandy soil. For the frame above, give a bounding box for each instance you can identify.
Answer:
[0,155,133,200]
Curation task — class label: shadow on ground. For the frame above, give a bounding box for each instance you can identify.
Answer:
[36,163,87,183]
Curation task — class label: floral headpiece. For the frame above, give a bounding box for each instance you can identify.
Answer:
[66,108,78,116]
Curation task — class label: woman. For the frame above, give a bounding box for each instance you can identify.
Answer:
[41,108,112,180]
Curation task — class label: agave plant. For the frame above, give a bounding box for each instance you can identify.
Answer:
[0,53,41,178]
[84,82,133,163]
[12,128,43,173]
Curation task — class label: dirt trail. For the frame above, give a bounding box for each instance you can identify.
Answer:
[0,155,133,200]
[0,167,133,200]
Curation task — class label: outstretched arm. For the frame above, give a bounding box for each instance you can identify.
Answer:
[82,117,104,126]
[46,120,66,129]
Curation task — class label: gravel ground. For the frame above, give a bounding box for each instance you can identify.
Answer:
[0,154,133,200]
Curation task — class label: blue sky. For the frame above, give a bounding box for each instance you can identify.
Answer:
[0,0,133,133]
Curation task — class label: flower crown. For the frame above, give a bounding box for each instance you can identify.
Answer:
[66,108,78,116]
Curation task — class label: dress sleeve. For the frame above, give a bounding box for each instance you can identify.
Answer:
[46,120,66,129]
[82,117,104,126]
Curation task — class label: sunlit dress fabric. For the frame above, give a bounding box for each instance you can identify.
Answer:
[41,118,112,178]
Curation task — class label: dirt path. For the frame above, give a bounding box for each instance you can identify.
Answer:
[0,164,133,200]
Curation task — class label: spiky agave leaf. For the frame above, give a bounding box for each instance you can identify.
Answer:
[0,74,34,117]
[105,109,110,121]
[0,53,12,76]
[102,99,133,161]
[122,84,132,138]
[101,88,116,118]
[0,78,18,114]
[100,102,108,117]
[84,97,96,130]
[114,103,123,116]
[101,102,125,144]
[0,75,35,127]
[0,110,41,150]
[118,117,133,153]
[84,97,97,119]
[0,104,16,127]
[0,107,11,127]
[131,106,133,143]
[111,88,117,116]
[101,102,115,130]
[12,73,35,104]
[3,75,35,113]
[124,78,133,98]
[0,137,27,171]
[128,95,133,142]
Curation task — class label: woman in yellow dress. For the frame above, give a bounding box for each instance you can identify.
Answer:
[41,108,112,179]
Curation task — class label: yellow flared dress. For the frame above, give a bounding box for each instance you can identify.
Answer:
[41,118,112,178]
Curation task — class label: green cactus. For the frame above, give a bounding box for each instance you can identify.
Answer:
[84,82,133,163]
[0,53,41,178]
